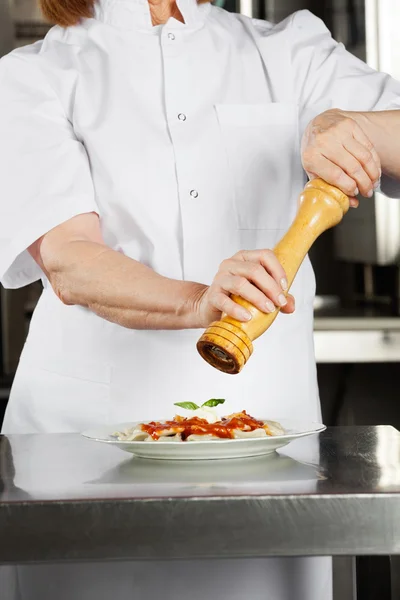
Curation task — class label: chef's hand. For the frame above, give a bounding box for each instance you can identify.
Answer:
[196,249,295,326]
[301,109,381,208]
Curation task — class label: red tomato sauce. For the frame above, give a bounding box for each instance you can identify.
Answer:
[141,410,270,441]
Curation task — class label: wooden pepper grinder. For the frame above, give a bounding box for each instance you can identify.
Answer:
[197,178,349,374]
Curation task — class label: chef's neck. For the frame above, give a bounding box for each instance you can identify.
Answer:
[148,0,184,25]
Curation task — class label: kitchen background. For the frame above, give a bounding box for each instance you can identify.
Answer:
[1,0,400,433]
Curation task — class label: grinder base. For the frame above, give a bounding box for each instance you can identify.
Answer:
[196,321,253,374]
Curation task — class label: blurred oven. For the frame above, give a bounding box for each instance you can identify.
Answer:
[335,0,400,268]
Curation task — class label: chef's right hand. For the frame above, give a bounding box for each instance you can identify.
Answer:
[196,249,295,326]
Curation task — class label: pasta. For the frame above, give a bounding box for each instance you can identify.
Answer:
[113,410,285,442]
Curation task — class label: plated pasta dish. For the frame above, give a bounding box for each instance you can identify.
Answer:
[113,399,285,443]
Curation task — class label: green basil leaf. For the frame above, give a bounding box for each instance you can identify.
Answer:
[202,399,226,408]
[174,402,199,411]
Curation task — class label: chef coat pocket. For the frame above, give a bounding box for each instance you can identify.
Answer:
[11,350,112,433]
[215,103,302,231]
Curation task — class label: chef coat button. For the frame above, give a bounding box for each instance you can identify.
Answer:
[190,190,199,199]
[178,113,187,121]
[168,33,176,40]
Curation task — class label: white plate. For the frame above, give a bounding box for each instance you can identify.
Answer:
[82,419,326,461]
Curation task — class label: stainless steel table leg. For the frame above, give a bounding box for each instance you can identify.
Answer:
[390,556,400,600]
[333,557,356,600]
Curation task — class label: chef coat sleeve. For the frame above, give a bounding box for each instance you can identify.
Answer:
[0,53,99,289]
[289,10,400,198]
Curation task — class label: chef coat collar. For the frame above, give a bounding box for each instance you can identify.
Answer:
[94,0,211,32]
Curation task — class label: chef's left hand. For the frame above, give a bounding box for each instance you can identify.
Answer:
[301,109,381,208]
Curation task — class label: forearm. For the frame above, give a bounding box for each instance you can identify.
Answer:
[352,110,400,180]
[42,240,207,330]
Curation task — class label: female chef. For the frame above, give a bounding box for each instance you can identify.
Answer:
[1,0,400,598]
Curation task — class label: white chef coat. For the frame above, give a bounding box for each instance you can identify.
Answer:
[1,2,400,599]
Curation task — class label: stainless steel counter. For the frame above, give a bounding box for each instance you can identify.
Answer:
[0,426,400,565]
[313,300,400,363]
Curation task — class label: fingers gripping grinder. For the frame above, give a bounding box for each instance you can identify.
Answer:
[197,179,349,374]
